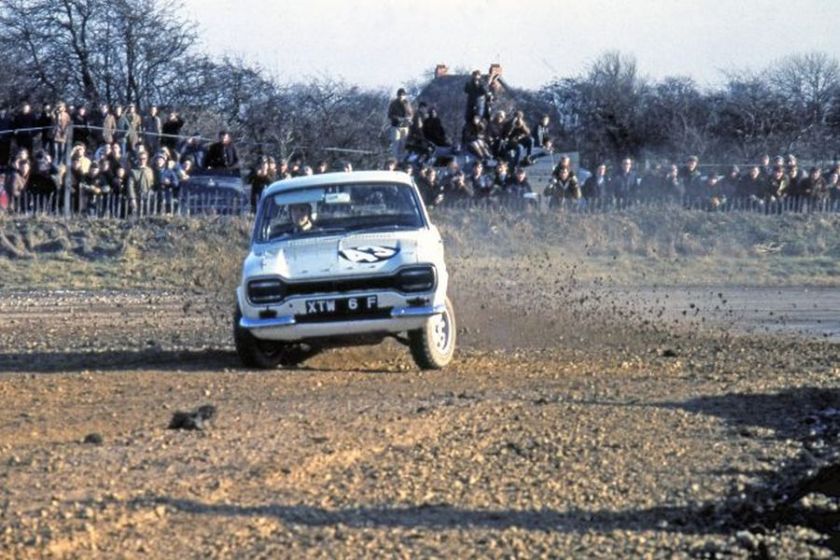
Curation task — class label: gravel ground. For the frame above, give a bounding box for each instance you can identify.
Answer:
[1,261,839,558]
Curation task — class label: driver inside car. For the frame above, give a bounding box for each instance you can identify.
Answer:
[289,202,315,232]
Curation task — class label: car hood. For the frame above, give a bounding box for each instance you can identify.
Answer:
[244,230,431,281]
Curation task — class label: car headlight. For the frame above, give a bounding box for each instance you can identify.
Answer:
[247,278,286,304]
[396,266,436,293]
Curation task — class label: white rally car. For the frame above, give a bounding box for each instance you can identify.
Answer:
[234,171,456,369]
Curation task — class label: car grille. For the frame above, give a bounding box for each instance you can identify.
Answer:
[285,276,398,297]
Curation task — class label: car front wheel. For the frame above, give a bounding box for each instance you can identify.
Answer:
[234,306,318,369]
[408,297,456,370]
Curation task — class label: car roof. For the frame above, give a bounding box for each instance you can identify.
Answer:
[263,171,414,198]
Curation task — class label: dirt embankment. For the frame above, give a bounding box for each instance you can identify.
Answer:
[2,208,840,290]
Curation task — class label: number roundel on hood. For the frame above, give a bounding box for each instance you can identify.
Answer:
[339,245,400,263]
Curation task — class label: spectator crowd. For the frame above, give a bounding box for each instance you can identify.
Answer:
[3,75,840,217]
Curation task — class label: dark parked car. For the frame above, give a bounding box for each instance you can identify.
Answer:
[179,169,248,215]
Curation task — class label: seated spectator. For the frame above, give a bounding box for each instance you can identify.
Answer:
[551,156,574,182]
[582,164,609,200]
[204,130,239,170]
[422,107,449,147]
[461,115,493,162]
[405,110,436,164]
[486,111,507,158]
[503,111,534,168]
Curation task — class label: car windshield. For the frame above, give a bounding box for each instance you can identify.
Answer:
[255,182,425,242]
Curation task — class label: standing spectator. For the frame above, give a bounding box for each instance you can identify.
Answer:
[661,164,686,203]
[143,106,162,155]
[638,163,664,201]
[492,161,510,192]
[387,88,413,160]
[766,165,788,201]
[794,167,826,200]
[679,155,703,198]
[786,161,805,195]
[505,166,533,205]
[405,109,435,163]
[205,130,239,169]
[611,158,638,201]
[0,110,12,168]
[718,165,741,200]
[738,165,766,201]
[93,104,115,147]
[532,114,552,150]
[179,133,206,169]
[582,163,609,200]
[72,106,91,149]
[444,171,473,203]
[467,161,493,198]
[36,104,54,159]
[416,165,443,206]
[314,160,329,175]
[151,152,178,212]
[423,106,449,147]
[13,102,37,156]
[28,150,60,200]
[106,142,126,176]
[248,156,272,211]
[4,157,30,210]
[52,102,72,163]
[544,166,580,207]
[118,104,142,156]
[826,172,840,201]
[463,70,489,124]
[161,110,184,153]
[126,150,154,214]
[112,105,126,152]
[758,154,771,178]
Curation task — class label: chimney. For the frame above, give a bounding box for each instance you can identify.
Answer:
[434,64,449,79]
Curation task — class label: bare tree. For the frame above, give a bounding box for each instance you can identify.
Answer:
[0,0,196,106]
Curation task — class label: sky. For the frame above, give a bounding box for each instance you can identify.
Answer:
[182,0,840,91]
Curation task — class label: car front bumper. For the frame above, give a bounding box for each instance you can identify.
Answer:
[240,304,445,341]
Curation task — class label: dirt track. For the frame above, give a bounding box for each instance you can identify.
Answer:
[1,262,840,559]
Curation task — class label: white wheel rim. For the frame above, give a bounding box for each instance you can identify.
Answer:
[432,309,452,354]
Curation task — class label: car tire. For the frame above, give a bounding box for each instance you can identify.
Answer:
[233,306,310,369]
[409,297,456,370]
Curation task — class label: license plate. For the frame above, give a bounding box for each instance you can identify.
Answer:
[304,296,378,316]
